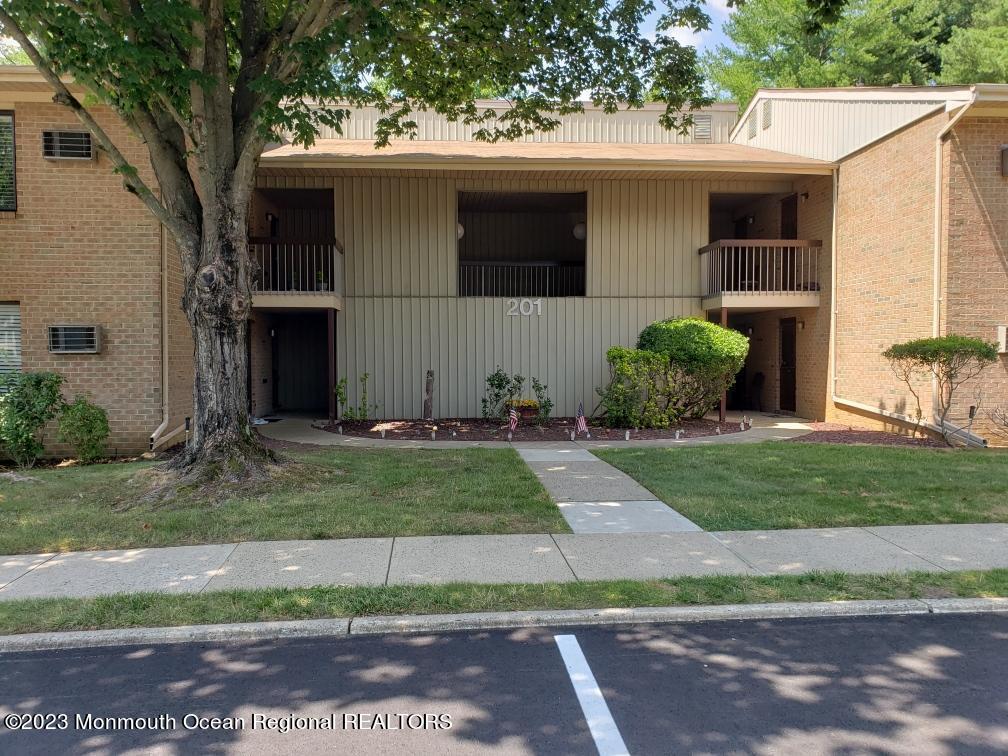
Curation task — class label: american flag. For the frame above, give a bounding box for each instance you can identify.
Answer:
[509,406,519,432]
[575,401,588,435]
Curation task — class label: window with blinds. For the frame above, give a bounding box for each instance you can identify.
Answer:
[42,130,93,160]
[0,304,22,377]
[0,113,14,212]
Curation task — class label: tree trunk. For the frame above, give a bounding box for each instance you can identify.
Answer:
[167,198,277,480]
[423,370,435,420]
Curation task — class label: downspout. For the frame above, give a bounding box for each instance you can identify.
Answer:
[831,92,986,447]
[148,222,170,451]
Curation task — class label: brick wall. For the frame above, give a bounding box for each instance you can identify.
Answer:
[249,311,274,417]
[829,111,947,432]
[0,102,165,455]
[944,116,1008,443]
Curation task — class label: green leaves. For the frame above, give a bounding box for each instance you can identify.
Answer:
[0,371,64,468]
[883,336,999,367]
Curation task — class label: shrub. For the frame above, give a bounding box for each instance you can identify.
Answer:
[0,371,64,468]
[636,317,749,419]
[883,335,998,444]
[597,347,676,428]
[58,396,110,463]
[481,367,525,420]
[531,377,554,425]
[341,373,379,421]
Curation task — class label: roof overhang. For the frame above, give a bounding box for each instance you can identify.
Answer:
[259,139,835,176]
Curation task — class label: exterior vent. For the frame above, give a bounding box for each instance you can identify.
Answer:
[692,114,712,142]
[42,130,93,160]
[762,100,772,130]
[998,325,1008,354]
[0,113,14,212]
[747,113,757,139]
[47,324,101,354]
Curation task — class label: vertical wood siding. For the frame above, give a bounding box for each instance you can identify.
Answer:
[255,172,797,418]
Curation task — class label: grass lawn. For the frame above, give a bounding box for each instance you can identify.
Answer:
[0,446,566,554]
[595,442,1008,531]
[0,569,1004,635]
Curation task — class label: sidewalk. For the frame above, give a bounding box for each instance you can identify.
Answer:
[1,524,1006,601]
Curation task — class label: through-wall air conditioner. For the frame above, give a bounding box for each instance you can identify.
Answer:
[42,130,94,160]
[997,325,1008,354]
[48,325,101,354]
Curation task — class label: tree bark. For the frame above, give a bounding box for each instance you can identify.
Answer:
[423,370,435,420]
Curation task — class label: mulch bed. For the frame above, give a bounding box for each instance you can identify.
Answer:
[791,422,945,448]
[318,417,746,442]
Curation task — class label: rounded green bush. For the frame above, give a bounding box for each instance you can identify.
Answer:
[637,317,749,375]
[58,396,110,464]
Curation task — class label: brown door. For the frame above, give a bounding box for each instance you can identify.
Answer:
[780,194,798,239]
[779,318,797,412]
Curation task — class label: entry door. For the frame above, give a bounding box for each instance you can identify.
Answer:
[780,194,798,239]
[779,318,797,413]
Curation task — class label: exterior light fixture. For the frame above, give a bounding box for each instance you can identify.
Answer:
[1002,145,1008,177]
[572,222,586,240]
[456,222,465,240]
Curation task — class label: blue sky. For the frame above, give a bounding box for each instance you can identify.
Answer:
[642,0,734,55]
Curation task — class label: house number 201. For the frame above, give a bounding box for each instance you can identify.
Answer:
[506,298,542,316]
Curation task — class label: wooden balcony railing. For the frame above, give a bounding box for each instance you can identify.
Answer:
[250,239,343,295]
[699,239,822,298]
[458,260,586,297]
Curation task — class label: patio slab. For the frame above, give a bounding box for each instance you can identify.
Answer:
[525,460,656,503]
[0,544,236,600]
[0,553,54,589]
[387,535,575,585]
[204,539,393,590]
[553,533,756,580]
[557,500,703,534]
[865,524,1008,571]
[712,528,940,575]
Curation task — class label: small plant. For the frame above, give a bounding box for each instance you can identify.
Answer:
[531,377,554,425]
[333,377,348,420]
[0,371,64,468]
[341,373,379,421]
[57,396,110,463]
[883,335,998,445]
[481,367,525,420]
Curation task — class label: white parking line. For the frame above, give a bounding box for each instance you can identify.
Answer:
[554,634,630,756]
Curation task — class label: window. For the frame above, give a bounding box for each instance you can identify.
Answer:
[0,304,21,377]
[47,325,101,354]
[457,191,587,297]
[692,114,712,142]
[761,99,772,130]
[0,112,14,211]
[42,130,93,160]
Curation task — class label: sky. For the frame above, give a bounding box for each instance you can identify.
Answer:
[643,0,734,56]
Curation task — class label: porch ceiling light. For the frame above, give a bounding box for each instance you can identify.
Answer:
[457,222,465,240]
[572,222,586,240]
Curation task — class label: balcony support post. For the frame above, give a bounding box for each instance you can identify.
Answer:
[720,305,728,423]
[327,308,336,424]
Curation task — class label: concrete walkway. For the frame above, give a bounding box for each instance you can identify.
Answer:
[514,444,702,533]
[1,524,1006,600]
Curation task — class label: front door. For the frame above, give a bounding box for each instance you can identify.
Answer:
[780,194,798,239]
[779,318,797,413]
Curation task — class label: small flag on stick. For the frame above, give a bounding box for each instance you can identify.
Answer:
[509,406,519,432]
[575,401,588,436]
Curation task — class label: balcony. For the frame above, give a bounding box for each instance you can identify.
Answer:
[458,260,586,297]
[699,239,822,311]
[250,239,344,309]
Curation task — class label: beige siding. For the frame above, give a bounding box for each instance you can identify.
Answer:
[316,104,738,144]
[737,97,950,160]
[256,172,803,418]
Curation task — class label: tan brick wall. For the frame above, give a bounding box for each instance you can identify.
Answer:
[828,111,948,431]
[944,116,1008,443]
[0,102,168,455]
[249,311,274,417]
[165,234,194,445]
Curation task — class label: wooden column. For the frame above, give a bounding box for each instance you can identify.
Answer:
[327,308,336,423]
[720,306,728,423]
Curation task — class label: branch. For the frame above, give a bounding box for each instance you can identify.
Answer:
[0,8,186,236]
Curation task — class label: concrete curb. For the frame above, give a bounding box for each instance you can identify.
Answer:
[1,597,1005,652]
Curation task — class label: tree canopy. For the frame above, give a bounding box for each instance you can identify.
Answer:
[703,0,1004,108]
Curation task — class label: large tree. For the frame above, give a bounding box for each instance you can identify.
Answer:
[0,0,709,489]
[704,0,992,108]
[939,0,1008,84]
